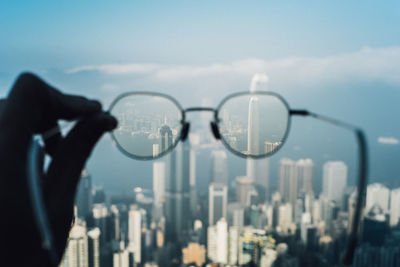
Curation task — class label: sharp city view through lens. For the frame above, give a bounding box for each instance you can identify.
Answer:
[111,95,183,158]
[218,94,288,157]
[1,1,400,267]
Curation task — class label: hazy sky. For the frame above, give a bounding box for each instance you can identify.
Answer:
[1,1,399,192]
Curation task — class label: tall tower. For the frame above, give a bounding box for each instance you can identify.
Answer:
[153,161,166,207]
[278,158,297,207]
[296,159,314,195]
[210,150,228,185]
[390,188,400,226]
[246,73,270,199]
[60,221,89,267]
[87,228,100,267]
[322,161,347,205]
[247,96,260,155]
[164,141,191,245]
[209,183,228,226]
[366,183,390,212]
[128,207,142,264]
[160,125,173,153]
[76,169,93,219]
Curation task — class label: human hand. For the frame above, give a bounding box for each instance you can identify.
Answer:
[0,73,117,266]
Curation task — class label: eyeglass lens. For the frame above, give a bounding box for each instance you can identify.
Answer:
[110,93,290,160]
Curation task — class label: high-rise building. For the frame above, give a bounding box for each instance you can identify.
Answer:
[92,203,108,245]
[164,141,191,244]
[160,125,173,153]
[347,190,357,234]
[296,159,314,195]
[322,161,347,205]
[216,218,228,264]
[153,161,165,207]
[278,203,293,233]
[76,169,93,219]
[110,205,121,241]
[128,207,142,264]
[87,228,100,267]
[247,158,269,202]
[60,221,89,267]
[189,149,199,218]
[228,227,239,265]
[235,176,254,206]
[227,202,245,229]
[278,158,297,208]
[390,188,400,226]
[247,96,260,155]
[210,150,228,185]
[207,218,228,264]
[209,183,228,226]
[366,183,390,213]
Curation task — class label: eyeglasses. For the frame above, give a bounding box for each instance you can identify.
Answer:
[29,90,368,266]
[108,91,291,160]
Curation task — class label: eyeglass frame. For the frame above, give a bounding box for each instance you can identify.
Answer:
[108,91,292,161]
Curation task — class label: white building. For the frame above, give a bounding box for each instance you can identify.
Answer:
[60,222,89,267]
[209,183,228,226]
[228,226,239,265]
[216,218,228,264]
[87,228,100,267]
[278,203,293,233]
[297,159,314,195]
[390,188,400,226]
[153,161,165,206]
[322,161,347,205]
[207,218,228,264]
[128,207,142,264]
[366,183,390,212]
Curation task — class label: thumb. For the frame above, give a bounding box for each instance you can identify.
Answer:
[43,112,117,255]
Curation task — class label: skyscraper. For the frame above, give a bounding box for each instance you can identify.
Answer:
[153,161,165,207]
[60,221,89,267]
[296,159,314,195]
[235,176,254,206]
[322,161,347,205]
[366,183,390,213]
[128,207,142,264]
[210,150,228,185]
[87,228,100,267]
[390,188,400,226]
[278,158,297,208]
[209,183,228,226]
[216,218,228,264]
[76,169,93,219]
[164,141,191,244]
[247,96,260,155]
[92,203,108,245]
[160,125,173,153]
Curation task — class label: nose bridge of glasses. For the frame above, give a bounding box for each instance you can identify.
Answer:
[182,107,221,140]
[184,107,216,113]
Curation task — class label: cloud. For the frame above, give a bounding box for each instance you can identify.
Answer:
[66,63,162,75]
[65,46,400,88]
[378,137,399,145]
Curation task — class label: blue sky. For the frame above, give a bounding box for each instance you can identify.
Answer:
[1,1,399,72]
[1,1,400,192]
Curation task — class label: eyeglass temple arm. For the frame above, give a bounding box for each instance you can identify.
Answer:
[290,109,368,266]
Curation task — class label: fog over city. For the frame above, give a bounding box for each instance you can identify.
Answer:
[1,1,400,266]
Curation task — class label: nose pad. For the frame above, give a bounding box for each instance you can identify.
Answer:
[210,122,221,139]
[181,122,190,141]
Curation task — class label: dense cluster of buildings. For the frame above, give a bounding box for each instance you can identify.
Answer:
[59,145,400,267]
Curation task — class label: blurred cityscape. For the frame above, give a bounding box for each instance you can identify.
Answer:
[60,143,400,267]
